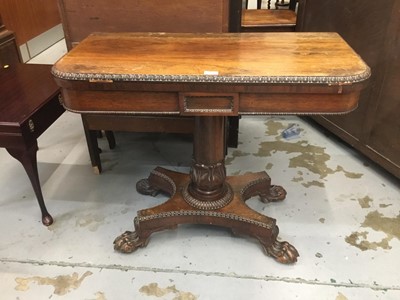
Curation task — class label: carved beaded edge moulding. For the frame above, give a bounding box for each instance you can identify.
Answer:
[51,68,371,85]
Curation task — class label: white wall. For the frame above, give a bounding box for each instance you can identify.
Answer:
[246,0,271,9]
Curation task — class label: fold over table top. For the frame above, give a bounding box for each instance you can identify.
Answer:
[52,32,370,85]
[52,32,370,116]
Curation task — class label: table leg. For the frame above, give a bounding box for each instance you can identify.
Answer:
[7,142,53,226]
[114,116,299,264]
[81,115,102,174]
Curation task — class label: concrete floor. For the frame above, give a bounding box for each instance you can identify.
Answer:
[0,39,399,299]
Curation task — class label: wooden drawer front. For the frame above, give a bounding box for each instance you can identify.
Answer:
[179,93,239,116]
[20,92,64,140]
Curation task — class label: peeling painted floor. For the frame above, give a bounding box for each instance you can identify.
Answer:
[1,41,400,300]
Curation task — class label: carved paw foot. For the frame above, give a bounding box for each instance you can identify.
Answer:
[114,231,148,253]
[260,185,287,203]
[264,240,299,264]
[136,179,160,197]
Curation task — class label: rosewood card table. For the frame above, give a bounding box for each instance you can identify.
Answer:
[52,32,370,264]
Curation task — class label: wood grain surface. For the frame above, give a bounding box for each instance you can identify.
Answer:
[53,32,370,82]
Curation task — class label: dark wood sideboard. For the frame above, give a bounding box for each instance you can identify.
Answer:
[296,0,400,179]
[0,21,64,225]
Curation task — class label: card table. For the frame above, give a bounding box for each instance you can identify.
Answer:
[52,32,370,263]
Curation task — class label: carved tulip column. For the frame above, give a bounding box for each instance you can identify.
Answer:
[184,116,233,209]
